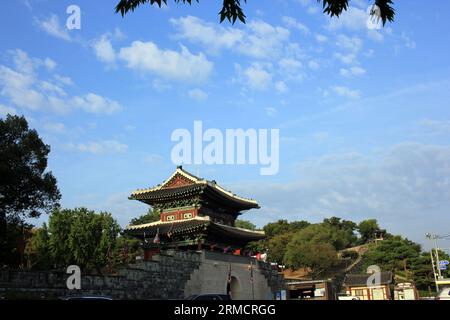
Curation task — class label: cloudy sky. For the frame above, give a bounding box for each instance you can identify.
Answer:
[1,0,450,250]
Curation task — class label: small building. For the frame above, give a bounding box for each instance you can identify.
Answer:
[285,279,335,300]
[394,282,418,300]
[374,229,386,243]
[342,272,393,300]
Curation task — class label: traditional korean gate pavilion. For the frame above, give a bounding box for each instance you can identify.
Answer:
[125,166,265,258]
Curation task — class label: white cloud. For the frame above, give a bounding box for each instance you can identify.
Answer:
[334,52,357,65]
[188,88,208,101]
[308,60,320,70]
[331,85,361,99]
[93,35,116,63]
[0,104,17,117]
[170,16,243,52]
[0,49,122,115]
[401,32,417,49]
[233,143,450,245]
[275,81,288,94]
[340,66,366,77]
[43,121,65,133]
[40,80,67,96]
[278,58,305,82]
[235,20,290,59]
[296,0,320,14]
[171,16,290,60]
[0,64,44,110]
[36,14,71,41]
[119,41,213,82]
[235,63,272,91]
[419,119,450,135]
[66,140,128,154]
[367,29,384,42]
[54,74,73,86]
[315,34,328,43]
[336,34,363,53]
[72,93,122,114]
[278,58,302,72]
[44,58,57,71]
[282,16,310,34]
[327,6,368,31]
[265,107,277,116]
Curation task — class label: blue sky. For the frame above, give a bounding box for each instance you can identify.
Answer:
[1,0,450,250]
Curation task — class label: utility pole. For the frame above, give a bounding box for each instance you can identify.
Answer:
[434,236,443,279]
[429,247,439,292]
[426,233,447,293]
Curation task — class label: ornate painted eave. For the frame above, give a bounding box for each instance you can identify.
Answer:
[124,216,265,241]
[129,166,259,209]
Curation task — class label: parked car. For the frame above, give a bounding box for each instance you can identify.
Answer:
[62,296,113,300]
[436,287,450,300]
[186,294,231,301]
[337,294,360,300]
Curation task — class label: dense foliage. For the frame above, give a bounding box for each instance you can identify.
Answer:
[129,208,160,225]
[115,0,396,25]
[361,236,450,290]
[25,208,125,272]
[0,115,60,266]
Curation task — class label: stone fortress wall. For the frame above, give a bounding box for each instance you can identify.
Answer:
[0,250,285,300]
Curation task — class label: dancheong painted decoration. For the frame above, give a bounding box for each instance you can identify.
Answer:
[125,166,265,259]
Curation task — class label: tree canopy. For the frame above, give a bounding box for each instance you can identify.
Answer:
[235,219,257,230]
[0,115,60,265]
[129,208,160,225]
[358,218,380,243]
[285,241,339,278]
[115,0,395,25]
[0,115,61,224]
[28,208,122,272]
[361,235,450,291]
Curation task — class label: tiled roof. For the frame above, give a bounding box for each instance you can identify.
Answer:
[129,166,259,208]
[124,216,265,241]
[343,271,393,287]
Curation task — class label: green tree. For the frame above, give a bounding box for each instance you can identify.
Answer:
[284,241,339,278]
[24,223,52,270]
[115,0,395,26]
[48,208,76,267]
[289,222,354,251]
[267,232,294,264]
[0,115,60,265]
[358,219,380,243]
[263,220,291,238]
[68,208,120,272]
[410,251,450,291]
[112,236,143,266]
[323,217,358,247]
[361,236,421,273]
[235,219,256,230]
[263,219,309,238]
[46,208,121,272]
[129,208,160,225]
